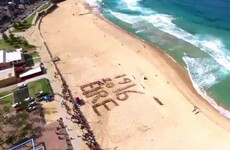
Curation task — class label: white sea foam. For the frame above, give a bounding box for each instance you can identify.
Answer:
[183,56,230,119]
[121,0,141,10]
[109,10,230,75]
[106,0,230,117]
[183,56,228,89]
[86,0,102,11]
[141,14,230,73]
[109,11,140,24]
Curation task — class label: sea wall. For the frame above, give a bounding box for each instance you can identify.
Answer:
[32,3,57,26]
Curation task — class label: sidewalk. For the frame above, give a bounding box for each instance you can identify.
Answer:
[23,21,84,150]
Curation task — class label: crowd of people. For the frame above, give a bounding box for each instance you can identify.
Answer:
[71,109,100,149]
[56,118,73,150]
[56,67,100,149]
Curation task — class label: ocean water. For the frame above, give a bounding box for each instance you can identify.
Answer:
[87,0,230,118]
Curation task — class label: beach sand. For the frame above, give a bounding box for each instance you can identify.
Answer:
[42,101,58,123]
[38,0,230,149]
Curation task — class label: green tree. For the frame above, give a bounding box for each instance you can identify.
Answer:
[23,40,29,47]
[22,20,28,24]
[4,135,14,145]
[13,23,18,29]
[2,33,8,41]
[9,33,16,42]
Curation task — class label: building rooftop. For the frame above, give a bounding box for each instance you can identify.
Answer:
[0,67,15,80]
[19,66,42,78]
[0,50,4,63]
[0,48,23,63]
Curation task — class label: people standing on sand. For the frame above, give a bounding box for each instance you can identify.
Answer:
[195,111,200,115]
[192,105,198,112]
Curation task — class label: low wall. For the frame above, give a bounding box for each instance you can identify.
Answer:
[0,76,18,88]
[31,3,57,26]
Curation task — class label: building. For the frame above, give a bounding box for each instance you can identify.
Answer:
[0,48,26,87]
[0,67,18,87]
[19,65,43,80]
[0,48,26,70]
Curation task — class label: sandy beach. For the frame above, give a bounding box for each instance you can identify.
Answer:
[34,0,230,149]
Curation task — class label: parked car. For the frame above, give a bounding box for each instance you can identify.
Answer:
[35,91,44,98]
[27,105,38,112]
[12,102,21,108]
[18,83,27,89]
[24,97,35,103]
[28,101,37,107]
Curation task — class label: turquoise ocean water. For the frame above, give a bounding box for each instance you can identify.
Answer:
[87,0,230,118]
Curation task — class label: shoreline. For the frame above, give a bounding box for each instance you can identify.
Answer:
[39,0,230,148]
[84,3,230,130]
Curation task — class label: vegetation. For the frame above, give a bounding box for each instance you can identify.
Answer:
[0,33,35,50]
[0,91,11,98]
[0,78,51,148]
[0,106,44,148]
[26,13,36,25]
[13,2,50,32]
[0,78,52,112]
[28,78,52,97]
[12,13,36,32]
[38,2,51,12]
[0,39,14,50]
[0,78,52,101]
[24,51,41,66]
[0,95,13,114]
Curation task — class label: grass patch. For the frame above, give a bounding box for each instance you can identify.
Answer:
[0,33,35,50]
[13,2,51,32]
[24,51,40,66]
[0,39,15,50]
[26,12,36,25]
[28,78,52,97]
[0,78,52,111]
[0,79,52,115]
[0,90,12,98]
[12,13,36,32]
[0,94,14,114]
[38,2,50,12]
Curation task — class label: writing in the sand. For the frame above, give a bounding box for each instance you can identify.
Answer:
[80,74,144,116]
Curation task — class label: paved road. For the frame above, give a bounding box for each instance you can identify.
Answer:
[0,74,47,92]
[0,0,46,33]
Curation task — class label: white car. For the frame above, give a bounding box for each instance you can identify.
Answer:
[27,105,38,112]
[18,83,27,89]
[24,97,35,103]
[12,102,21,108]
[28,101,37,107]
